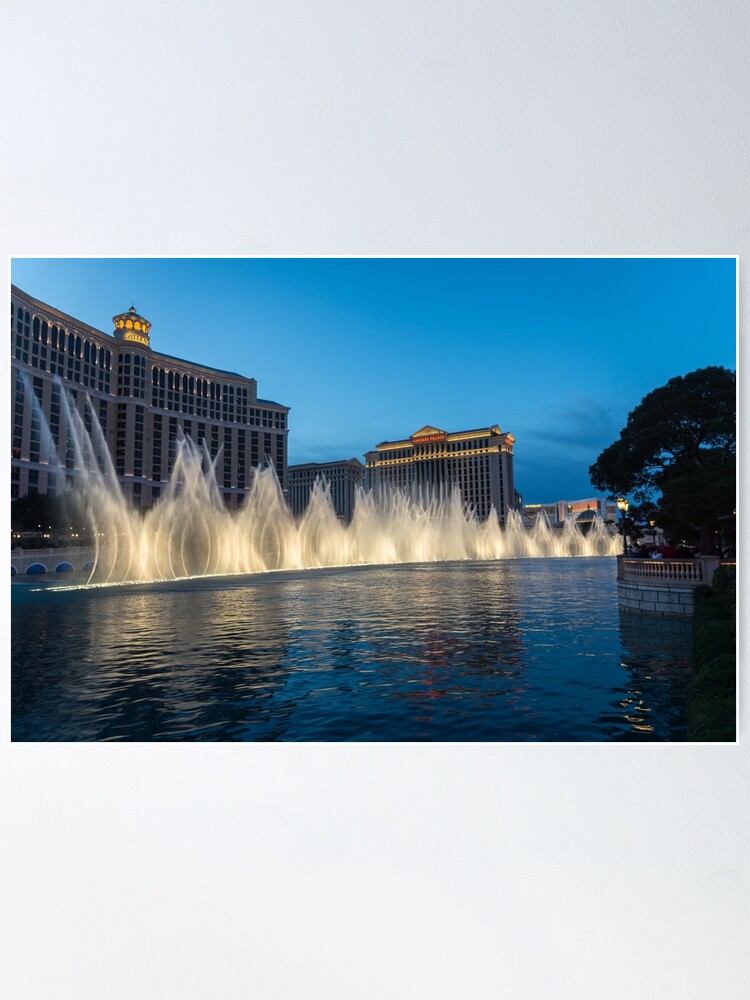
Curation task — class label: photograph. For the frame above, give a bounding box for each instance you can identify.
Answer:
[3,3,748,998]
[10,256,737,742]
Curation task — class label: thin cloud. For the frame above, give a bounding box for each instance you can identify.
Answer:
[522,398,623,454]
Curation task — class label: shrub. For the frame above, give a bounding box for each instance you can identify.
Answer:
[686,653,736,741]
[692,621,735,670]
[712,566,736,621]
[692,584,713,604]
[687,567,736,741]
[693,593,726,624]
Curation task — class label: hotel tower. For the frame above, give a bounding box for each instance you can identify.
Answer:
[364,424,516,524]
[11,286,290,507]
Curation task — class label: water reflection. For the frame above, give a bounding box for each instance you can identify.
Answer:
[12,560,695,741]
[607,611,694,741]
[12,580,292,741]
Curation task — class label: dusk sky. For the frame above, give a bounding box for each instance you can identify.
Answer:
[11,257,736,502]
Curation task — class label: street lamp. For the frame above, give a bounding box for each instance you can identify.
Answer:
[649,518,657,546]
[616,497,629,554]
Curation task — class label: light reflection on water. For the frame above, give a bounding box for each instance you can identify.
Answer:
[11,558,693,741]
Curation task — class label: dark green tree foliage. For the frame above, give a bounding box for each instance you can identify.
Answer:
[11,493,90,537]
[589,367,735,553]
[686,566,736,741]
[11,493,55,532]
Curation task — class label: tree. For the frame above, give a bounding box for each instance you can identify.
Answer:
[589,367,735,554]
[11,492,91,540]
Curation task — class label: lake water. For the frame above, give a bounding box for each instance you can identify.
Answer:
[11,557,694,741]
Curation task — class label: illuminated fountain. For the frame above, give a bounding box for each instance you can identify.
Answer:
[25,377,621,586]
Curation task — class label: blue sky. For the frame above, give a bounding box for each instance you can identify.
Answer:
[11,257,736,502]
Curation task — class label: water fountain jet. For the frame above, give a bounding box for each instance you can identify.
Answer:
[16,380,622,586]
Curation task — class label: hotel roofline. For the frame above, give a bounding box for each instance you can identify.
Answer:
[288,458,364,470]
[11,283,291,508]
[11,284,286,399]
[372,424,514,452]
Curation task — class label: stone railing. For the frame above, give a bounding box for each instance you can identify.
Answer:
[617,557,718,585]
[616,556,734,616]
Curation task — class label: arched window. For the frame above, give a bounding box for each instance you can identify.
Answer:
[75,336,82,358]
[33,317,40,341]
[152,367,159,385]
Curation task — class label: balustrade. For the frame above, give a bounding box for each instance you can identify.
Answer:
[617,556,726,586]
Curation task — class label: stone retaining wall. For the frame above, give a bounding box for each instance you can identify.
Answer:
[617,578,695,617]
[615,556,733,617]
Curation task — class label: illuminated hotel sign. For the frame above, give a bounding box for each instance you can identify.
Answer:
[413,433,446,444]
[124,330,150,346]
[113,306,151,347]
[412,426,447,444]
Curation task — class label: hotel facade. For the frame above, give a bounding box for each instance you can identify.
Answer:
[522,497,618,527]
[11,286,289,507]
[287,459,365,522]
[364,424,517,524]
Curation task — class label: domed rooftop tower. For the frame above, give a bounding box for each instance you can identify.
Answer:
[576,508,597,523]
[112,305,151,347]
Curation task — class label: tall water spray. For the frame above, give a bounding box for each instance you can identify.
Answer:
[24,377,621,585]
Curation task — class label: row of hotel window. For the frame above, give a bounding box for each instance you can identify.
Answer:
[117,422,283,489]
[14,309,112,365]
[13,320,286,427]
[381,441,504,459]
[12,468,282,505]
[374,459,498,506]
[13,378,107,474]
[376,456,495,474]
[15,432,284,490]
[14,378,284,490]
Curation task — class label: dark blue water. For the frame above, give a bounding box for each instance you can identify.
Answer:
[11,558,694,741]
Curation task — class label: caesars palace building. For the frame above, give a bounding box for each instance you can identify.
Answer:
[11,286,289,507]
[364,424,517,524]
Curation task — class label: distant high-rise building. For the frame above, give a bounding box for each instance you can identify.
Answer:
[11,285,289,507]
[522,497,617,527]
[364,424,516,524]
[287,458,364,522]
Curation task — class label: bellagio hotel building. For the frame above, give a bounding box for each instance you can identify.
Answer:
[11,285,289,507]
